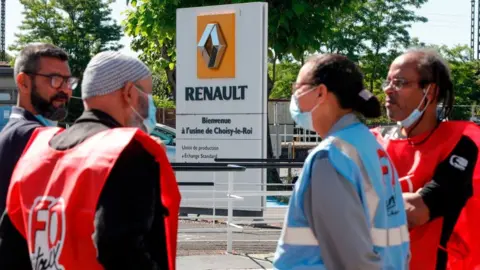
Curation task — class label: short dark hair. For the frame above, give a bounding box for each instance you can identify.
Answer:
[306,53,381,118]
[13,43,69,85]
[406,48,453,120]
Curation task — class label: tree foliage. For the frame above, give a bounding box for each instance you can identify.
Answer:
[324,0,428,91]
[268,61,301,99]
[152,69,175,108]
[435,45,480,120]
[124,0,363,97]
[10,0,123,122]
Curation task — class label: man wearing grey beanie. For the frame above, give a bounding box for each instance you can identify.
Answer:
[0,51,180,270]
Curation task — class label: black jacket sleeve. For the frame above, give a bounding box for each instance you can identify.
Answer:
[0,124,38,215]
[419,135,478,220]
[0,124,40,270]
[0,211,32,270]
[94,139,169,270]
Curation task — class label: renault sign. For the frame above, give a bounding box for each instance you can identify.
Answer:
[176,2,268,216]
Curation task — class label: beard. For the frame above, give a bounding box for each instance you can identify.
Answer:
[30,83,69,121]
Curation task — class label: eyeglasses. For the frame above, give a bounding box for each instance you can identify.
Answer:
[27,72,79,90]
[381,78,417,91]
[291,82,318,94]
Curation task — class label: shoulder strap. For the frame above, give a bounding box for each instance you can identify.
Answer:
[76,128,138,156]
[21,127,63,159]
[132,129,180,270]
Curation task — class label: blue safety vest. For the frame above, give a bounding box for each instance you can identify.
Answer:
[273,120,410,269]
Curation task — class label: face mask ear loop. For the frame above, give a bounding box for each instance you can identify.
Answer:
[418,85,432,114]
[294,86,321,113]
[129,85,149,120]
[406,85,439,146]
[130,105,145,121]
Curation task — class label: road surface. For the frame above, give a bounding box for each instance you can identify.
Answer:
[178,208,285,256]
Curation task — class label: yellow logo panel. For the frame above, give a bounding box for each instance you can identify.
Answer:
[197,12,235,79]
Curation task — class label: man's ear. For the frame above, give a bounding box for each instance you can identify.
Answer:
[16,73,31,94]
[121,81,135,105]
[317,84,328,104]
[425,83,439,103]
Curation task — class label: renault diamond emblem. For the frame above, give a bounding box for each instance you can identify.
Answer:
[197,23,227,69]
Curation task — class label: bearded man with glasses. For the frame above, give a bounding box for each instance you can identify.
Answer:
[0,42,76,219]
[371,48,480,270]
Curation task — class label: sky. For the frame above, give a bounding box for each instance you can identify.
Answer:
[3,0,473,57]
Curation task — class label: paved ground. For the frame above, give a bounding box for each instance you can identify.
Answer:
[177,253,274,270]
[176,177,290,269]
[177,217,281,269]
[177,212,283,256]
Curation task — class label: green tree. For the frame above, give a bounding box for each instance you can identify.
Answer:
[268,61,301,99]
[360,0,428,92]
[10,0,123,122]
[152,69,175,108]
[2,52,14,66]
[436,45,480,120]
[124,0,364,188]
[324,0,428,91]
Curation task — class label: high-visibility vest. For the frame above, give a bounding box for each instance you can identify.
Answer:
[372,121,480,270]
[7,127,181,270]
[274,120,410,270]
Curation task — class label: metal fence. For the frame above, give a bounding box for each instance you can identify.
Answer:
[268,103,480,157]
[172,159,302,253]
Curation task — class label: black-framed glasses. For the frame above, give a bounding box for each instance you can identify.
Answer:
[381,78,418,91]
[27,72,79,90]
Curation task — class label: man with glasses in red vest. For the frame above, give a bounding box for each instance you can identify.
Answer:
[0,51,180,270]
[372,48,480,270]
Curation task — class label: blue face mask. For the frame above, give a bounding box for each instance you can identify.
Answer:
[289,90,319,132]
[398,86,431,129]
[143,95,157,134]
[35,115,58,127]
[131,87,157,134]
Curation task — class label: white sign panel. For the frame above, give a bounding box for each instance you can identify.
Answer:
[176,2,268,213]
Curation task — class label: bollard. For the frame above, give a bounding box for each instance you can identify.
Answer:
[287,143,292,182]
[227,171,234,253]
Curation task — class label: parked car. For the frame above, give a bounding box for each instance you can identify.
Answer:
[151,123,176,162]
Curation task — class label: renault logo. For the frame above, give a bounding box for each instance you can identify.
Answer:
[197,23,227,69]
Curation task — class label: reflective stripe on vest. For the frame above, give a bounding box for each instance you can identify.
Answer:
[331,137,379,227]
[282,227,319,246]
[333,137,409,247]
[282,224,409,247]
[371,224,409,246]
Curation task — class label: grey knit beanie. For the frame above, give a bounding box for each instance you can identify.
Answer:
[81,51,151,99]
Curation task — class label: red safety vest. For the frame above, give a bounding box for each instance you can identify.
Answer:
[372,121,480,270]
[6,127,180,270]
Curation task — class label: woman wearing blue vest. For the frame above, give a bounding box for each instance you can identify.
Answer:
[273,54,410,270]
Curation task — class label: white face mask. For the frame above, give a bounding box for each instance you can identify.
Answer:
[398,85,431,128]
